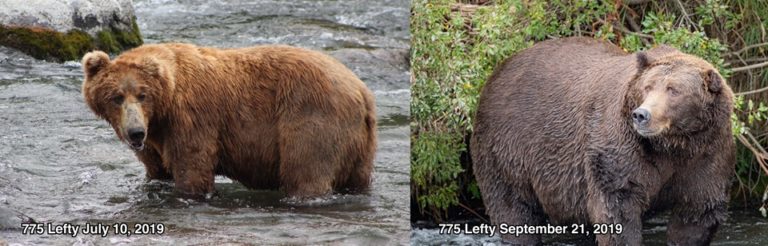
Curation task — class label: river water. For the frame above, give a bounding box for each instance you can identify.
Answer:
[0,0,410,244]
[411,208,768,245]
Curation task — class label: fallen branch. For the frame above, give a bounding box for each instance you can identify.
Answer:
[457,202,489,223]
[736,133,768,176]
[746,131,768,157]
[740,131,768,217]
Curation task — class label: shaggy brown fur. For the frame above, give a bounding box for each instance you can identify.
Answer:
[471,37,734,245]
[81,43,377,198]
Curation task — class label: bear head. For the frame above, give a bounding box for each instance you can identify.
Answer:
[81,50,174,151]
[629,46,733,141]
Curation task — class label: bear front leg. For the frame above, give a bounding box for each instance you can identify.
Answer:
[666,168,729,245]
[491,189,545,245]
[587,189,644,246]
[473,159,544,244]
[165,143,217,198]
[665,148,731,246]
[586,150,649,245]
[667,214,720,246]
[135,147,172,180]
[666,191,725,246]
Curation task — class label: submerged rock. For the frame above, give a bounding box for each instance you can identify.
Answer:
[0,0,142,62]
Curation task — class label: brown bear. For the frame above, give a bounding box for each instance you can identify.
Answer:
[471,37,734,245]
[81,43,377,198]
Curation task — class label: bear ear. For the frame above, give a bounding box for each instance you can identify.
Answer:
[637,51,650,70]
[140,57,176,90]
[637,45,680,71]
[706,69,723,93]
[82,51,110,79]
[140,57,161,76]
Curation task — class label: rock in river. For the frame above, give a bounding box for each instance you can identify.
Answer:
[0,0,142,62]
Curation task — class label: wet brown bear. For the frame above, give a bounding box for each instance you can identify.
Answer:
[471,37,734,245]
[81,43,377,198]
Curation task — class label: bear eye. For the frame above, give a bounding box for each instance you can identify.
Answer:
[667,87,679,96]
[137,93,147,102]
[112,95,124,105]
[644,85,652,91]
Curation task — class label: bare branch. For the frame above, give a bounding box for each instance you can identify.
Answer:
[623,6,650,46]
[611,22,654,39]
[457,202,488,223]
[727,42,768,56]
[737,134,768,176]
[728,57,768,64]
[624,0,651,5]
[673,0,696,31]
[746,131,768,155]
[734,85,768,96]
[731,60,768,72]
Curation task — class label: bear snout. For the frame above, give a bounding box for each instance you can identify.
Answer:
[120,102,147,150]
[127,128,146,144]
[631,107,651,125]
[632,107,660,137]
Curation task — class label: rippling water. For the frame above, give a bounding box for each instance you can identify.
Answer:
[0,0,410,244]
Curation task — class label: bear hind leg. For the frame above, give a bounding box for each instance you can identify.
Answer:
[278,128,339,198]
[279,154,335,198]
[339,131,375,193]
[340,157,373,193]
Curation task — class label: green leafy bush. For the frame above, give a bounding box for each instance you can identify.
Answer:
[411,0,528,220]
